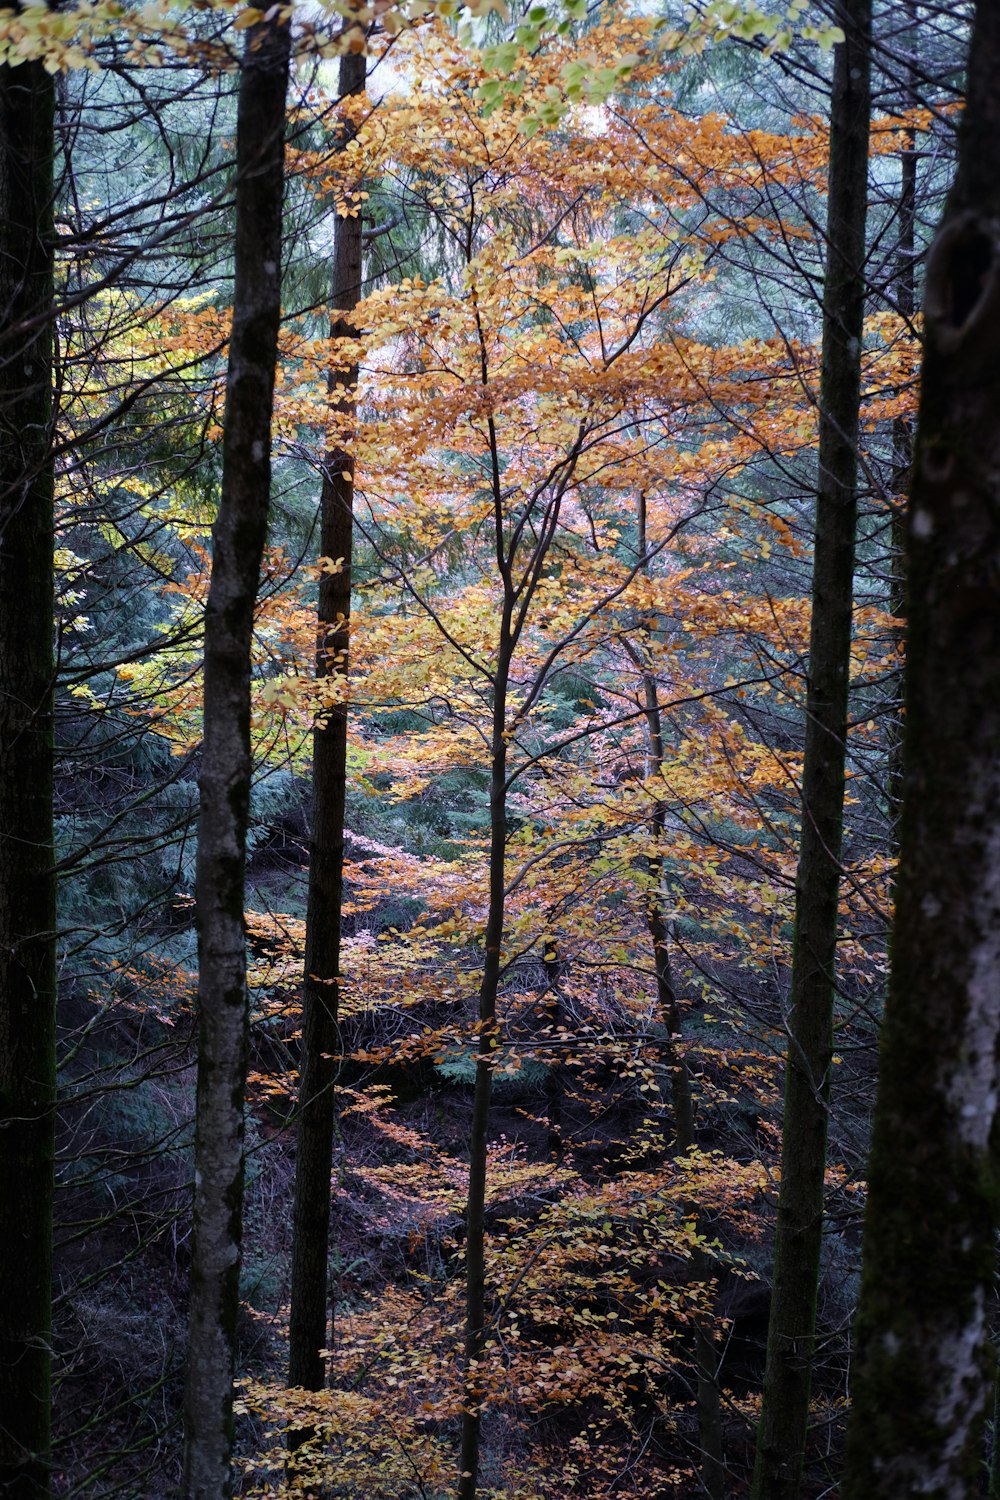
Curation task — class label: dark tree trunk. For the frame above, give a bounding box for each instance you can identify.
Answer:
[182,18,290,1499]
[288,48,366,1400]
[0,57,56,1500]
[886,0,918,833]
[750,4,871,1495]
[842,2,1000,1494]
[457,647,511,1500]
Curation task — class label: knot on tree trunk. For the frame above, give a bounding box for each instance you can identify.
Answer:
[925,212,1000,353]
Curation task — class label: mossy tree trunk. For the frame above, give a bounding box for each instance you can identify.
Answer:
[288,48,366,1401]
[842,1,1000,1493]
[750,3,871,1495]
[0,56,56,1500]
[182,17,290,1499]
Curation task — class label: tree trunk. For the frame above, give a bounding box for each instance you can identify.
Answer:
[886,0,917,833]
[842,2,1000,1493]
[457,644,511,1500]
[990,1356,1000,1500]
[288,47,366,1400]
[182,18,290,1499]
[0,57,56,1500]
[750,4,871,1495]
[632,624,723,1499]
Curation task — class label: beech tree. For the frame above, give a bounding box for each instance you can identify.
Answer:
[0,53,56,1500]
[842,0,1000,1492]
[182,15,290,1496]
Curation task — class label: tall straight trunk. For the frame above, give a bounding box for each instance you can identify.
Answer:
[288,48,366,1398]
[182,18,290,1499]
[842,2,1000,1493]
[457,641,511,1500]
[886,0,917,830]
[0,58,56,1500]
[750,4,871,1496]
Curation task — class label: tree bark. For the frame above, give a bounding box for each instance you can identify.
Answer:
[886,0,917,834]
[182,18,290,1499]
[288,47,366,1400]
[0,56,56,1500]
[457,642,511,1500]
[842,2,1000,1493]
[991,1358,1000,1500]
[750,4,871,1495]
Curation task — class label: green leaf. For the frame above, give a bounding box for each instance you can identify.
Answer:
[483,39,521,73]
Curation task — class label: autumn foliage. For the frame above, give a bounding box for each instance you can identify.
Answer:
[14,0,933,1494]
